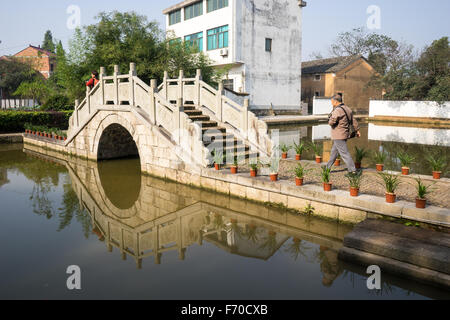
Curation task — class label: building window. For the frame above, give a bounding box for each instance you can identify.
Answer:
[265,38,272,52]
[50,63,54,72]
[185,32,203,52]
[185,1,203,20]
[315,91,320,97]
[169,38,182,46]
[207,25,228,51]
[169,10,181,25]
[207,0,228,13]
[314,74,321,81]
[223,79,234,91]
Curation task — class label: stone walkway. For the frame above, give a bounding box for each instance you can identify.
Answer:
[239,159,450,209]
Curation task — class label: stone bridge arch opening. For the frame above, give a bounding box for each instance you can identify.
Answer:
[97,124,139,161]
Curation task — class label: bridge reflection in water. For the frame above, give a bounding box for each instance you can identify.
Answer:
[66,157,351,287]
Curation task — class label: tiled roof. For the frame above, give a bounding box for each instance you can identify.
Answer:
[14,45,56,57]
[302,55,365,74]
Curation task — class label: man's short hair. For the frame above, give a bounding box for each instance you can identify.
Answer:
[331,94,343,103]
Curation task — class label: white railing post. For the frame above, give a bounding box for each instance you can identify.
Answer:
[217,81,224,122]
[129,62,137,106]
[243,98,249,139]
[195,69,202,108]
[86,86,91,114]
[100,67,106,105]
[178,70,184,105]
[150,79,157,125]
[176,98,182,144]
[163,71,168,99]
[75,99,79,127]
[114,65,119,105]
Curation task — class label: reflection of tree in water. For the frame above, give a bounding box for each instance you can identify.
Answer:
[315,246,344,287]
[284,238,313,261]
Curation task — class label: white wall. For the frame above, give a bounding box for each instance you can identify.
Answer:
[313,97,332,115]
[368,123,450,147]
[369,100,450,119]
[312,124,331,141]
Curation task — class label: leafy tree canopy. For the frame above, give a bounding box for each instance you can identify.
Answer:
[42,30,56,53]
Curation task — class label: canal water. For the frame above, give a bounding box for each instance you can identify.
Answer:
[1,143,449,300]
[272,121,450,177]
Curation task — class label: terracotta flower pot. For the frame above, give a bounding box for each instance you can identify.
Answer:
[64,137,67,141]
[295,177,304,186]
[230,166,238,174]
[316,156,322,164]
[32,131,36,135]
[401,167,410,175]
[323,183,332,192]
[270,173,278,182]
[334,159,341,166]
[432,171,441,179]
[214,163,220,171]
[355,163,361,169]
[350,187,359,197]
[281,152,288,159]
[376,164,384,172]
[250,169,257,177]
[295,154,301,161]
[416,198,426,209]
[386,192,396,203]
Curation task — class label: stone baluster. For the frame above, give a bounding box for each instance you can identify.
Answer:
[163,71,168,99]
[129,62,137,106]
[86,86,91,114]
[149,79,157,125]
[75,99,79,127]
[100,67,106,105]
[195,68,202,108]
[243,98,249,139]
[176,98,182,144]
[113,65,119,105]
[178,70,184,105]
[217,81,224,122]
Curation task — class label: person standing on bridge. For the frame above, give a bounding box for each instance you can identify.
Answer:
[326,94,361,174]
[86,71,99,90]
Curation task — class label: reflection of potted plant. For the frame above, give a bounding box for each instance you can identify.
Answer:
[413,178,435,209]
[346,171,362,197]
[334,155,341,167]
[426,154,446,180]
[354,146,368,169]
[293,141,307,161]
[249,162,259,177]
[259,231,278,251]
[230,157,238,174]
[309,142,323,163]
[378,172,401,203]
[269,157,280,181]
[294,163,310,186]
[320,166,332,191]
[397,152,414,175]
[373,150,387,172]
[212,149,224,171]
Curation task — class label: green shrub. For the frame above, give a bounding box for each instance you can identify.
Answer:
[41,94,72,111]
[0,110,73,133]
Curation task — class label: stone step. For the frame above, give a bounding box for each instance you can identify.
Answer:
[342,225,450,274]
[201,126,227,134]
[203,138,243,148]
[197,121,219,128]
[189,115,211,122]
[184,110,202,116]
[183,105,197,111]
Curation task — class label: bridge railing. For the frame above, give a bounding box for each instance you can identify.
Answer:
[158,69,273,157]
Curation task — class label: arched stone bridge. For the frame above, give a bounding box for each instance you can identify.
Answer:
[65,63,273,173]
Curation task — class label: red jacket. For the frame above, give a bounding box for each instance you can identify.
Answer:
[86,78,99,88]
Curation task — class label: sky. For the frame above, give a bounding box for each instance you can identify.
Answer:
[0,0,448,59]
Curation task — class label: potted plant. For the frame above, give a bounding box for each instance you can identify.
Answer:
[334,155,341,167]
[212,149,224,171]
[269,157,280,181]
[293,141,307,161]
[354,146,368,169]
[346,171,362,197]
[280,144,291,159]
[426,154,446,179]
[230,157,238,174]
[294,163,311,186]
[373,150,387,172]
[397,151,414,175]
[310,142,323,163]
[414,178,435,209]
[378,172,401,203]
[249,162,258,177]
[320,166,332,191]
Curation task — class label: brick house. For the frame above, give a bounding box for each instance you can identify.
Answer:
[12,45,56,79]
[301,55,382,115]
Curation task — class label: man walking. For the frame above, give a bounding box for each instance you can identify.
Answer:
[326,94,361,173]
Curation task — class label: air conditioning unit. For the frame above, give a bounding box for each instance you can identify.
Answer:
[220,48,229,57]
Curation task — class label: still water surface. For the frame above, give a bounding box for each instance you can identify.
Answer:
[0,144,449,299]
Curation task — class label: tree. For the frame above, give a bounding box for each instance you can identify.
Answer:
[42,30,56,53]
[0,58,40,97]
[14,77,53,104]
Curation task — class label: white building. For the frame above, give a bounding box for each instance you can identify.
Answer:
[163,0,306,112]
